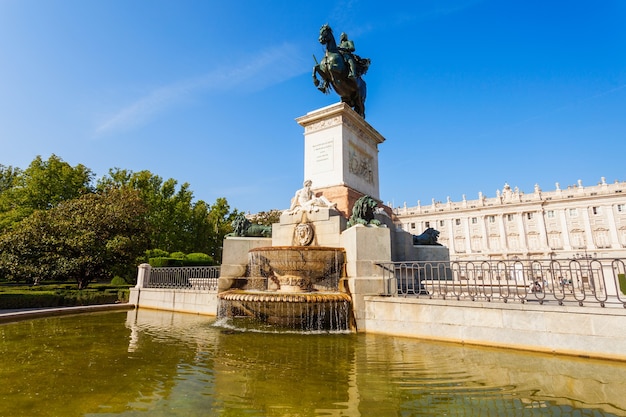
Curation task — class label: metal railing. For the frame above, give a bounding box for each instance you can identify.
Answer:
[144,266,220,290]
[378,258,626,308]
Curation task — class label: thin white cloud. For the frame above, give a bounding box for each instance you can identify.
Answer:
[95,43,307,136]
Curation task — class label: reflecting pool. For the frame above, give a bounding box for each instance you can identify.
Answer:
[1,309,625,416]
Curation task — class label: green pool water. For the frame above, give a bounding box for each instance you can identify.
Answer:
[1,309,625,416]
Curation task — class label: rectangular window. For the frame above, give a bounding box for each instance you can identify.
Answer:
[618,204,625,213]
[526,212,533,220]
[425,221,430,228]
[471,217,477,224]
[410,223,415,229]
[592,206,600,215]
[454,219,461,225]
[547,210,555,218]
[439,220,445,227]
[506,214,514,221]
[569,208,578,217]
[488,216,495,223]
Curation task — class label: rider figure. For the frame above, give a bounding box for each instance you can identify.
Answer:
[338,32,357,79]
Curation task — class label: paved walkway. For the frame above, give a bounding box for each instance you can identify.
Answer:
[0,304,135,323]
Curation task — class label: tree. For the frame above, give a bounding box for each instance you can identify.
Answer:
[0,155,93,232]
[97,168,238,258]
[0,164,21,193]
[206,197,239,263]
[0,188,148,288]
[0,164,25,231]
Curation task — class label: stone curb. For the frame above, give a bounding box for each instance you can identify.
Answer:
[0,303,136,324]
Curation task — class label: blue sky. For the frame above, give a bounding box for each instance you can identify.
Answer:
[1,1,625,213]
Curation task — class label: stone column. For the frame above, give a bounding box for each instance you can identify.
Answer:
[581,206,596,250]
[481,216,490,251]
[516,212,527,250]
[559,209,572,250]
[463,217,472,253]
[536,209,549,248]
[136,263,151,288]
[606,205,621,249]
[498,214,508,252]
[447,218,456,254]
[129,263,151,306]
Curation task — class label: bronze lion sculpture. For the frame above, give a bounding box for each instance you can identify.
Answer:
[228,214,272,238]
[347,195,381,227]
[412,228,441,245]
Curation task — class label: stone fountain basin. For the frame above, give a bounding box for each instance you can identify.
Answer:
[248,246,345,292]
[218,289,352,329]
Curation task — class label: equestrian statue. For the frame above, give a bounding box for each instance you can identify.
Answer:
[313,24,370,118]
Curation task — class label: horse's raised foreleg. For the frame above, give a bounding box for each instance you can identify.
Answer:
[312,65,320,87]
[313,65,331,94]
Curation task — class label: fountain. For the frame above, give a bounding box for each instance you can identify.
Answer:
[216,103,450,332]
[218,224,353,331]
[248,246,345,293]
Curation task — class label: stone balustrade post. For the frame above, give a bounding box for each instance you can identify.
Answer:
[136,263,151,288]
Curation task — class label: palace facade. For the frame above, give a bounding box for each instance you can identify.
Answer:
[394,178,626,261]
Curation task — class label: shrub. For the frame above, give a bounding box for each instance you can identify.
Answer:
[144,248,169,259]
[0,287,129,308]
[111,276,129,285]
[619,274,626,295]
[170,252,186,259]
[186,252,212,261]
[148,254,214,267]
[182,259,215,267]
[149,257,184,267]
[185,253,214,265]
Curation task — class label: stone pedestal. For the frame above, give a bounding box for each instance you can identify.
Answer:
[274,208,347,247]
[413,245,450,262]
[218,237,271,292]
[340,224,392,330]
[296,103,386,218]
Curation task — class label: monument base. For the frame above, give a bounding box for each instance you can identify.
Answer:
[296,103,386,202]
[311,184,370,219]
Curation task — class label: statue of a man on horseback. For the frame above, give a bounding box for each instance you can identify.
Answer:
[338,33,357,79]
[313,24,370,118]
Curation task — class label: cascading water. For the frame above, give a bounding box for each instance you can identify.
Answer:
[218,246,353,331]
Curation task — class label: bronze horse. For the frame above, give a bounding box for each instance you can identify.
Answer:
[313,24,369,118]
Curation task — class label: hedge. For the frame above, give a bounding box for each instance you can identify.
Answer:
[0,288,129,309]
[148,257,215,267]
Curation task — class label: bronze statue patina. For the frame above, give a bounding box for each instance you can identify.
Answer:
[313,24,370,118]
[413,228,442,245]
[227,214,272,238]
[347,195,381,227]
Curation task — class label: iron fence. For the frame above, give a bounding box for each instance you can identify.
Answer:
[378,258,626,308]
[144,266,220,290]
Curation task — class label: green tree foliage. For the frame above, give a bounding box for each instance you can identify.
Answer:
[0,157,240,284]
[98,168,197,252]
[0,164,22,193]
[0,164,24,230]
[206,197,239,263]
[0,188,148,288]
[98,168,238,261]
[0,155,93,232]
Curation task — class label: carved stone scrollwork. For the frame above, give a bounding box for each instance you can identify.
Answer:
[304,116,341,133]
